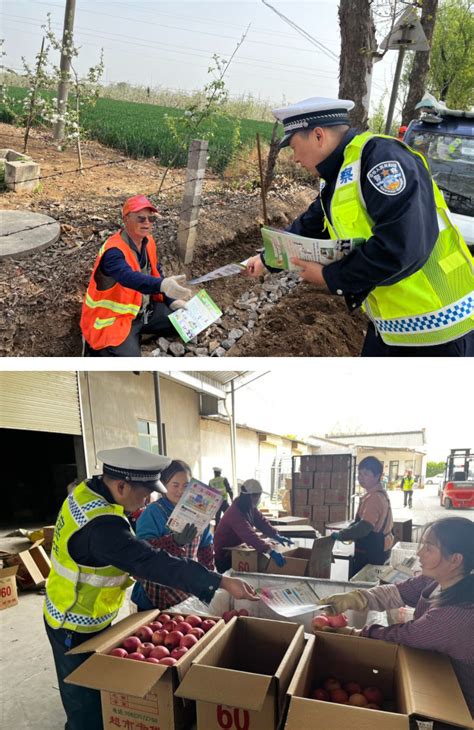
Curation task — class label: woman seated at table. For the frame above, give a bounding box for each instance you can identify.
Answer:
[131,459,215,611]
[213,478,292,573]
[313,517,474,717]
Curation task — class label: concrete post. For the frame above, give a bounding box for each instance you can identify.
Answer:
[53,0,77,142]
[177,139,208,264]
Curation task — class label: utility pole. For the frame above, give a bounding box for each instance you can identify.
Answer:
[53,0,76,142]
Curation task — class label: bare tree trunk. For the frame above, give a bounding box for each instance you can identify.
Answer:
[23,37,46,154]
[338,0,377,130]
[401,0,439,125]
[264,121,280,194]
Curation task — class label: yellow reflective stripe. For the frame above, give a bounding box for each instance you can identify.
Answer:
[51,555,128,587]
[85,292,140,316]
[93,316,116,330]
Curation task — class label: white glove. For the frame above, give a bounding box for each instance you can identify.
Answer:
[169,299,188,311]
[160,275,192,300]
[320,590,368,615]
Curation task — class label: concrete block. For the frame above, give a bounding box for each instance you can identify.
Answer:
[5,160,40,193]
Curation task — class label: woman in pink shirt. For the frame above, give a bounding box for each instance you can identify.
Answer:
[313,517,474,716]
[213,479,292,572]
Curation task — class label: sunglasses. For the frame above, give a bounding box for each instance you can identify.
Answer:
[134,214,156,223]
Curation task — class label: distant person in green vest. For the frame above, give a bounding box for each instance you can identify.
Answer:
[245,97,474,357]
[400,469,415,508]
[210,466,234,528]
[43,447,258,730]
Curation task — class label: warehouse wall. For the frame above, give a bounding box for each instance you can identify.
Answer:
[199,418,260,486]
[355,446,425,481]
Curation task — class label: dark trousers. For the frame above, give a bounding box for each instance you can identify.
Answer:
[403,490,413,508]
[215,499,229,529]
[89,301,175,357]
[215,553,232,574]
[361,322,474,357]
[44,618,105,730]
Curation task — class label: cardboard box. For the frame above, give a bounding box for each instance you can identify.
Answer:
[300,455,317,472]
[311,520,326,535]
[315,455,333,472]
[332,454,352,471]
[313,473,332,490]
[330,472,350,491]
[307,489,325,506]
[294,505,312,520]
[230,545,296,574]
[324,489,348,505]
[328,505,348,522]
[0,565,19,610]
[311,506,329,523]
[293,489,309,507]
[230,540,332,579]
[4,541,51,589]
[293,472,314,489]
[65,609,225,730]
[284,632,473,730]
[176,616,305,730]
[42,525,55,552]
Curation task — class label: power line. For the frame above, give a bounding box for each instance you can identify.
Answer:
[261,0,340,62]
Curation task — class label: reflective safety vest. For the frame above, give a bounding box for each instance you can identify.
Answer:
[80,231,164,350]
[44,481,133,633]
[323,132,474,346]
[209,476,228,499]
[402,476,415,491]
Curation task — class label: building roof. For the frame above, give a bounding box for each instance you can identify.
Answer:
[326,430,426,449]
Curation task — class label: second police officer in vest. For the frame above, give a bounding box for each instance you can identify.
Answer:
[246,97,474,357]
[209,466,234,527]
[44,447,258,730]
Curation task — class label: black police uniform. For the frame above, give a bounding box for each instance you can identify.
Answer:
[45,476,221,730]
[263,128,474,357]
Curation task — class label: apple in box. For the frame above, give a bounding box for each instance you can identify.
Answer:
[164,630,184,649]
[185,614,202,627]
[134,625,154,642]
[122,636,141,653]
[108,647,128,658]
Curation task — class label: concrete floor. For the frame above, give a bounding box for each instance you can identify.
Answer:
[1,484,471,729]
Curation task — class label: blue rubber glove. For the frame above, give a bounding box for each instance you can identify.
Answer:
[331,532,342,541]
[270,550,286,567]
[275,533,294,546]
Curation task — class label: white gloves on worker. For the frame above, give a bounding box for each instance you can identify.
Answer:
[161,275,192,301]
[320,590,368,615]
[169,299,188,311]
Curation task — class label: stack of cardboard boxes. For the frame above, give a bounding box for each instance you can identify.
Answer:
[292,454,353,534]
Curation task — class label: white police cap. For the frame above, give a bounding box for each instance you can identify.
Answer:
[273,97,355,148]
[241,479,263,495]
[97,447,171,492]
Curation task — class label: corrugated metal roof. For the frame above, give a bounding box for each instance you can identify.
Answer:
[186,371,253,387]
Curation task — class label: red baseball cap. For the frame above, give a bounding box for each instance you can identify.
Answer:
[122,195,158,217]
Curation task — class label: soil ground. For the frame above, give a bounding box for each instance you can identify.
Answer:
[0,123,366,357]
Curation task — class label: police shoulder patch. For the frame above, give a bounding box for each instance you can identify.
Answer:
[367,160,406,196]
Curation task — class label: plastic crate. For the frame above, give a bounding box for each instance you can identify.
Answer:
[350,564,389,583]
[390,541,420,570]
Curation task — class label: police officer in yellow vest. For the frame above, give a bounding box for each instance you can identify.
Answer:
[246,97,474,357]
[44,447,258,730]
[209,466,234,527]
[400,468,416,508]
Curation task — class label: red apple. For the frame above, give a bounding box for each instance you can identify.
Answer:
[366,703,380,710]
[185,614,202,627]
[178,621,193,635]
[238,609,249,617]
[164,630,184,649]
[172,614,184,623]
[330,689,349,704]
[326,613,348,628]
[343,682,362,695]
[109,647,128,658]
[145,657,162,664]
[157,613,171,623]
[180,634,198,649]
[349,693,368,707]
[138,642,155,658]
[187,627,205,640]
[311,688,329,701]
[163,620,179,633]
[122,636,142,653]
[201,619,216,632]
[312,615,330,630]
[149,646,170,660]
[152,630,168,646]
[148,621,163,632]
[171,646,189,660]
[222,611,235,623]
[127,652,145,661]
[323,678,341,692]
[363,687,384,705]
[159,657,177,666]
[135,625,154,642]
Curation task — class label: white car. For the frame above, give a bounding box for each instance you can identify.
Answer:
[424,473,444,486]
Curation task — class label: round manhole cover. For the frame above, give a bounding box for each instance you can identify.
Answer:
[0,210,61,258]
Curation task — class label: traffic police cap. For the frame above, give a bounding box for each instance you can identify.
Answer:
[273,97,355,148]
[241,479,263,495]
[97,447,171,493]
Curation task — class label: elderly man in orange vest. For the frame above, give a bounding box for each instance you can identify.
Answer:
[81,195,192,356]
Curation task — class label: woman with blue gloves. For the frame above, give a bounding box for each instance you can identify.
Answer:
[213,478,293,573]
[131,460,216,611]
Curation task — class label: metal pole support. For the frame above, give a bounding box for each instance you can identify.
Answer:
[177,139,208,264]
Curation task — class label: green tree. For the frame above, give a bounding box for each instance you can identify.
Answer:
[428,0,474,107]
[426,460,445,477]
